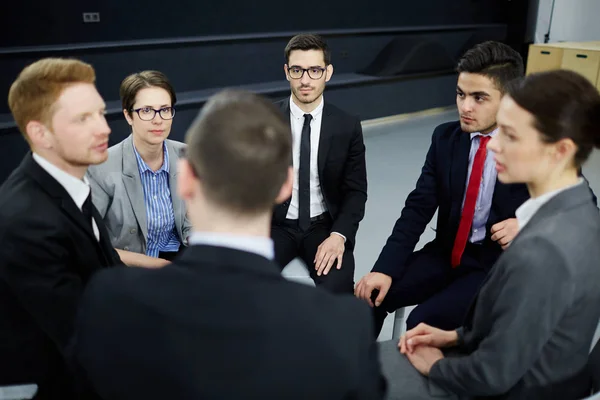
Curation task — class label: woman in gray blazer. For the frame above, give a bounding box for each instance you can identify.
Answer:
[88,71,191,268]
[380,70,600,399]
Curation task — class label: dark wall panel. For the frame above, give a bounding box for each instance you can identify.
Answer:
[2,0,510,47]
[0,28,506,115]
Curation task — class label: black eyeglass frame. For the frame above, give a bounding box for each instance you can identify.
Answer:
[286,65,328,80]
[130,106,176,121]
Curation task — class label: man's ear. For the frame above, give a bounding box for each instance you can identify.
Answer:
[275,166,293,204]
[25,120,52,149]
[325,64,334,83]
[177,159,198,201]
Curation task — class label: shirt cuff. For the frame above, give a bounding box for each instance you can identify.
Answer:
[331,232,346,243]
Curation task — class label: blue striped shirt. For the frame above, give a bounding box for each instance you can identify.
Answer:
[133,142,181,257]
[462,129,499,243]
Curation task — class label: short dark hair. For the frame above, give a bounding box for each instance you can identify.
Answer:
[284,34,331,65]
[120,70,177,113]
[507,69,600,167]
[456,41,524,92]
[185,89,292,214]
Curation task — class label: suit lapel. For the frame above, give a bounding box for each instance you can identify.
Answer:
[317,102,334,176]
[93,206,119,266]
[280,98,292,129]
[280,99,293,164]
[24,154,114,266]
[61,197,97,241]
[24,153,98,242]
[121,136,149,241]
[449,131,471,222]
[279,97,333,176]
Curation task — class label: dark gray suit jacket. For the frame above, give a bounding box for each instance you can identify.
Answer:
[429,182,600,398]
[86,135,191,254]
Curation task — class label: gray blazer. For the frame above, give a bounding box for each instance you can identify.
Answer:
[429,182,600,398]
[87,135,191,254]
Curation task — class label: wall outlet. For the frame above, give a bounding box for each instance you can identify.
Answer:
[82,12,100,23]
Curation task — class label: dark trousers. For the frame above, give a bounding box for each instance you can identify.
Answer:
[271,214,355,294]
[372,243,489,337]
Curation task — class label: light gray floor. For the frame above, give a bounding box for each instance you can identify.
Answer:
[284,109,600,341]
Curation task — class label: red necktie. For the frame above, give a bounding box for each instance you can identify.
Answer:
[451,135,491,268]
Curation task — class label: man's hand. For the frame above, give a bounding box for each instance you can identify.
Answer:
[314,234,345,276]
[354,272,392,307]
[399,323,458,354]
[491,218,519,249]
[406,345,445,376]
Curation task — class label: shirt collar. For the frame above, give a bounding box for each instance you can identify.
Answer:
[470,127,499,141]
[133,141,169,174]
[188,231,274,260]
[32,152,91,210]
[516,178,584,230]
[289,95,324,121]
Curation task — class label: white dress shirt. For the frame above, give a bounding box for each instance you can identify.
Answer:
[32,153,100,241]
[286,95,327,219]
[516,178,584,230]
[188,231,274,260]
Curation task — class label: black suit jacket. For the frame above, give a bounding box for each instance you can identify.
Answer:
[272,98,368,248]
[0,153,122,399]
[372,121,530,279]
[76,245,386,400]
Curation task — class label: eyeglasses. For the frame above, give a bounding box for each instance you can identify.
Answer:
[287,66,327,80]
[131,106,175,121]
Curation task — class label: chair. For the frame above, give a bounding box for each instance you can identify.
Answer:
[280,258,315,287]
[585,329,600,399]
[391,305,418,340]
[391,307,406,340]
[0,384,37,400]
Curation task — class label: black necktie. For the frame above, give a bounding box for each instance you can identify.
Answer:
[82,192,94,231]
[298,113,312,231]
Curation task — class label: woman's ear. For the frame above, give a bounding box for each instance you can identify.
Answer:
[123,109,133,126]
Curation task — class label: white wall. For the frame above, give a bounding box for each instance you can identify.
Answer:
[534,0,600,43]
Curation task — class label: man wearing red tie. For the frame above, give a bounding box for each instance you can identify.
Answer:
[355,41,529,336]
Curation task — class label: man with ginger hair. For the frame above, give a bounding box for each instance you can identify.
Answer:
[0,58,122,399]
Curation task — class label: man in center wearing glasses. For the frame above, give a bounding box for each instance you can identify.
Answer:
[271,34,368,294]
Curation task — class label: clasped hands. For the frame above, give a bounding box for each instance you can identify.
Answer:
[398,323,459,376]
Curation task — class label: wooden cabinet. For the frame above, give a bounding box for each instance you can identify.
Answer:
[526,44,565,74]
[526,41,600,90]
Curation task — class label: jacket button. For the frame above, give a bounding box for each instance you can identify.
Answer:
[130,228,137,234]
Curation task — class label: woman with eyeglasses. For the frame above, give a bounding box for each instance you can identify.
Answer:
[87,70,190,268]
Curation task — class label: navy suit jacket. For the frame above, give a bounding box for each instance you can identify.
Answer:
[372,121,530,279]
